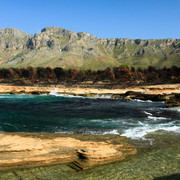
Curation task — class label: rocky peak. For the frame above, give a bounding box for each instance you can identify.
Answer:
[0,28,29,38]
[40,26,78,40]
[0,26,179,69]
[0,28,30,51]
[41,26,62,33]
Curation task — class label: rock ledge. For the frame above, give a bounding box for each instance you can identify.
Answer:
[0,133,136,171]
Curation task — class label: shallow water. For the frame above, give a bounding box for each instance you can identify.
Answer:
[0,133,179,180]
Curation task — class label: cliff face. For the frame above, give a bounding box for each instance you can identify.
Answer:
[0,26,179,70]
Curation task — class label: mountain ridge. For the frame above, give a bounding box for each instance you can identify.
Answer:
[0,26,179,70]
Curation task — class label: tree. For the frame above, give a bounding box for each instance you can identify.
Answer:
[113,66,131,81]
[75,70,84,81]
[19,68,32,79]
[36,67,47,79]
[147,66,157,73]
[67,69,78,81]
[54,67,65,81]
[0,68,15,79]
[46,67,55,80]
[103,67,115,81]
[27,66,37,79]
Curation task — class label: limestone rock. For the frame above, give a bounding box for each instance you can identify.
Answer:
[165,94,180,107]
[0,133,137,171]
[124,91,174,101]
[0,26,180,69]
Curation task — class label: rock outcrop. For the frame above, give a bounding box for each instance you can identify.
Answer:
[0,84,180,103]
[165,94,180,107]
[0,26,180,70]
[0,133,137,171]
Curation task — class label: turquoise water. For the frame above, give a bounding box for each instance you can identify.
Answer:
[0,94,179,139]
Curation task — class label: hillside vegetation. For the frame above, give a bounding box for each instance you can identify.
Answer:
[0,66,180,87]
[0,26,180,70]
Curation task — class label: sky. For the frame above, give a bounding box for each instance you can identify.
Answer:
[0,0,180,39]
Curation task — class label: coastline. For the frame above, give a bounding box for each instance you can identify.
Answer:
[0,83,180,107]
[0,83,179,179]
[0,83,180,95]
[0,132,137,171]
[0,131,179,179]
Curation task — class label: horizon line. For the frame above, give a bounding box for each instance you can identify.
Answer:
[0,26,180,40]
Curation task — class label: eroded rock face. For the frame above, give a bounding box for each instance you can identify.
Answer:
[0,133,137,171]
[0,26,180,69]
[0,28,30,51]
[165,94,180,107]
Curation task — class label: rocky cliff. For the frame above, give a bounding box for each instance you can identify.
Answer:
[0,26,179,70]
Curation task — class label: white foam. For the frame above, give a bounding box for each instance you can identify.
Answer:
[159,107,180,113]
[89,119,104,123]
[147,116,168,121]
[59,94,76,98]
[143,111,153,116]
[146,100,153,103]
[41,94,48,96]
[144,110,170,121]
[49,89,58,96]
[49,89,86,98]
[121,124,180,139]
[132,99,153,103]
[103,129,119,135]
[49,90,118,99]
[138,121,145,125]
[55,130,74,134]
[168,108,180,112]
[95,94,113,99]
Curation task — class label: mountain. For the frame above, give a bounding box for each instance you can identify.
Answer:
[0,26,179,70]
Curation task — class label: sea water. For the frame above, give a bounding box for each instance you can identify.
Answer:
[0,93,179,139]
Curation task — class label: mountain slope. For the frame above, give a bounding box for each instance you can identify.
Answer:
[0,26,179,70]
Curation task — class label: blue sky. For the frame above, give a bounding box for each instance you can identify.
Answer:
[0,0,180,39]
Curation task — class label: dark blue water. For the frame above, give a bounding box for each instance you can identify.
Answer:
[0,94,179,139]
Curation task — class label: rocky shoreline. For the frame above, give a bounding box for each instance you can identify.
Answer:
[0,83,180,107]
[0,132,137,172]
[0,132,179,179]
[0,84,179,176]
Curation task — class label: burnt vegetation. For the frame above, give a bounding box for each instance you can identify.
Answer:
[0,65,180,86]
